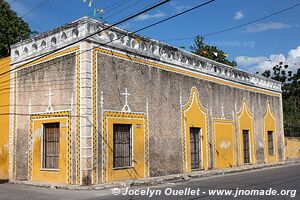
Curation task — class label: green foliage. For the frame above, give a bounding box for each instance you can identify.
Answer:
[259,63,300,137]
[0,0,32,58]
[190,35,237,67]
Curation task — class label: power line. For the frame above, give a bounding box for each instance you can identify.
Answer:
[84,0,132,18]
[0,0,217,87]
[0,0,215,123]
[0,2,172,88]
[20,0,51,19]
[0,110,144,179]
[161,2,300,41]
[104,0,132,14]
[130,0,217,35]
[204,3,300,37]
[3,0,169,175]
[0,0,171,78]
[0,0,139,68]
[105,0,144,20]
[103,0,130,10]
[8,0,17,6]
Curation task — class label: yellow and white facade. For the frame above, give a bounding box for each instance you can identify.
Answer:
[5,17,284,185]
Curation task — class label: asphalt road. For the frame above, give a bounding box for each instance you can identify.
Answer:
[0,163,299,200]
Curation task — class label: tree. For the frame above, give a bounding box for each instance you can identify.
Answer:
[190,35,237,67]
[0,0,32,58]
[259,63,300,137]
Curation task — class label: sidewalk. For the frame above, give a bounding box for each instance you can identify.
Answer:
[11,159,300,191]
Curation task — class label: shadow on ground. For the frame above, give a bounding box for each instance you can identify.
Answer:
[0,180,9,184]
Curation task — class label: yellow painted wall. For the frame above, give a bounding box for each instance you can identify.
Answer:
[214,120,235,169]
[285,137,300,159]
[0,57,10,180]
[182,87,208,172]
[104,114,147,182]
[264,101,277,163]
[31,118,68,184]
[238,99,255,165]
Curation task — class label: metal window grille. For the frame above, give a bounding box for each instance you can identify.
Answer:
[113,124,132,168]
[243,130,250,164]
[268,131,274,156]
[43,123,60,169]
[190,128,201,170]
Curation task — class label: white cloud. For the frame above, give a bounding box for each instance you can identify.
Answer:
[286,46,300,70]
[134,11,166,21]
[170,1,192,13]
[234,11,244,20]
[235,56,267,67]
[247,54,286,73]
[236,46,300,73]
[244,22,290,33]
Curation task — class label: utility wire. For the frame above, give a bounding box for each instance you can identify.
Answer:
[161,2,300,41]
[0,0,139,68]
[0,0,214,121]
[105,0,144,20]
[0,110,144,180]
[204,2,300,37]
[20,0,51,18]
[2,1,173,180]
[104,0,132,14]
[0,0,217,88]
[0,0,169,86]
[8,0,17,6]
[129,0,217,35]
[84,0,132,19]
[0,0,171,77]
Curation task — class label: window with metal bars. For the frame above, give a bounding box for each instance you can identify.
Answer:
[113,124,132,168]
[243,130,250,164]
[43,123,60,169]
[268,131,274,156]
[190,127,201,170]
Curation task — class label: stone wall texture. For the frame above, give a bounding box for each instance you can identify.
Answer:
[15,54,77,180]
[13,49,284,184]
[285,137,300,159]
[96,52,284,177]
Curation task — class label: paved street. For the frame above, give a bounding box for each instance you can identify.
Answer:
[0,163,299,200]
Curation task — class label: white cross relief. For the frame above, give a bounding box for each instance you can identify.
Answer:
[121,88,131,112]
[46,87,54,112]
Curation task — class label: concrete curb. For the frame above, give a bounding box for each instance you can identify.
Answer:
[9,160,299,191]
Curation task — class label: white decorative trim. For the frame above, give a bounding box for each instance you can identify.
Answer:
[121,88,131,112]
[100,91,104,183]
[46,87,54,112]
[11,17,281,93]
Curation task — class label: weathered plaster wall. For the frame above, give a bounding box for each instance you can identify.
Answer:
[0,57,10,180]
[285,137,300,159]
[96,52,284,178]
[14,54,77,181]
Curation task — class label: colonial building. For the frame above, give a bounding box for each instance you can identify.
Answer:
[7,17,284,185]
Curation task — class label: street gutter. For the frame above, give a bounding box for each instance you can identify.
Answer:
[9,159,299,191]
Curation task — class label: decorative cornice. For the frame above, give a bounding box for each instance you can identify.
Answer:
[10,16,282,93]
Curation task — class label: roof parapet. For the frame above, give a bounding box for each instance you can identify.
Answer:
[10,16,282,93]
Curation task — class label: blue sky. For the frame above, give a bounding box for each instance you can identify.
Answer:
[6,0,300,73]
